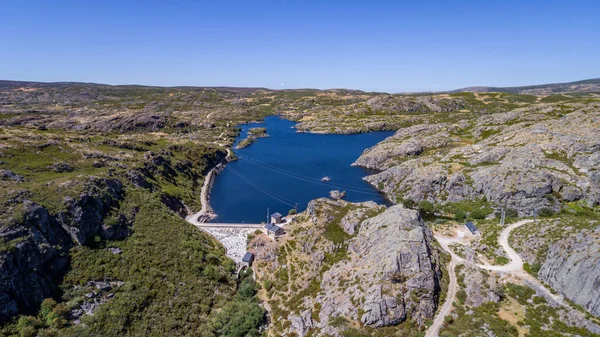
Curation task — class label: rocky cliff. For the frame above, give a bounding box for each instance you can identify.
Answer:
[510,216,600,319]
[250,199,444,337]
[0,178,128,322]
[538,226,600,317]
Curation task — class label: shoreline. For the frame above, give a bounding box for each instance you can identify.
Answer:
[186,148,233,224]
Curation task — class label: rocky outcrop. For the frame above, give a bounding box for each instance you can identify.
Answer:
[0,170,24,182]
[329,190,346,200]
[458,264,501,307]
[253,200,443,336]
[319,205,442,329]
[161,193,188,218]
[0,178,131,322]
[58,179,125,245]
[0,202,72,320]
[357,103,600,214]
[538,226,600,317]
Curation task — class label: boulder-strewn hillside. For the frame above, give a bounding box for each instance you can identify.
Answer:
[356,101,600,215]
[249,199,445,337]
[0,82,267,336]
[2,79,600,336]
[511,214,600,318]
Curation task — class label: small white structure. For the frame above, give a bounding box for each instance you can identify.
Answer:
[264,223,284,239]
[270,212,283,224]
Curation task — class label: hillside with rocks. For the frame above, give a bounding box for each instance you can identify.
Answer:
[455,78,600,95]
[511,215,600,318]
[1,79,600,336]
[0,82,267,336]
[249,199,446,337]
[356,101,600,215]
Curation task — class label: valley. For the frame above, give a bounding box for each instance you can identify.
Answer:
[0,79,599,336]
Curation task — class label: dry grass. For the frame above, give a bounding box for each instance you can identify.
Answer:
[497,296,528,336]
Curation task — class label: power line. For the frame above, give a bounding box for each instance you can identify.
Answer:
[240,155,385,196]
[220,162,302,208]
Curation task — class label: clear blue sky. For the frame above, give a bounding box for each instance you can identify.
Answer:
[1,0,599,92]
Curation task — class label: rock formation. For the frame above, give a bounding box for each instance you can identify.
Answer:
[0,178,130,322]
[356,103,600,214]
[251,200,443,336]
[538,226,600,317]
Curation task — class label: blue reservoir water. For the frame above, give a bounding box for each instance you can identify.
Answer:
[209,116,393,223]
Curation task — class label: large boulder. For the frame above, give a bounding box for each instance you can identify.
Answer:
[318,205,443,328]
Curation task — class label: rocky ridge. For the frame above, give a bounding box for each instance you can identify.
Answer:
[357,102,600,214]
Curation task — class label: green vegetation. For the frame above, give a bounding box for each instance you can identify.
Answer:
[442,280,600,337]
[247,127,267,137]
[417,200,434,214]
[440,302,518,337]
[236,137,256,149]
[0,85,273,335]
[440,199,493,221]
[2,185,265,336]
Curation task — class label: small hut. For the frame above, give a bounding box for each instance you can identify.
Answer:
[270,212,283,224]
[241,252,254,267]
[264,223,284,239]
[465,221,480,236]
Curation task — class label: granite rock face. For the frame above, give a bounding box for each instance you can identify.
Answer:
[0,178,131,322]
[253,200,443,336]
[538,226,600,317]
[319,205,442,329]
[357,104,600,214]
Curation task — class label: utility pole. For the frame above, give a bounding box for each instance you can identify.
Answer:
[294,203,298,213]
[533,208,537,222]
[266,207,270,224]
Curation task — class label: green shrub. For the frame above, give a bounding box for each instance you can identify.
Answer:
[523,262,541,276]
[471,208,491,219]
[402,198,416,209]
[506,208,518,219]
[454,210,467,221]
[538,208,555,217]
[417,200,434,214]
[495,256,509,265]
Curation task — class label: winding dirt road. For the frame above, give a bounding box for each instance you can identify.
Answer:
[425,219,563,336]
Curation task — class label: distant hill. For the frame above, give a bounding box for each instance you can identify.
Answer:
[0,80,267,93]
[454,78,600,95]
[2,77,600,95]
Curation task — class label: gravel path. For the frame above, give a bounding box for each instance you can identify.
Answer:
[426,219,560,336]
[426,257,457,337]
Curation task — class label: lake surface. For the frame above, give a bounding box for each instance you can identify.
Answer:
[209,116,393,223]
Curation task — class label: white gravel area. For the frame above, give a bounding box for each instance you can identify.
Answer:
[201,227,256,263]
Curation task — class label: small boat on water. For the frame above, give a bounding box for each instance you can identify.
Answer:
[321,176,330,182]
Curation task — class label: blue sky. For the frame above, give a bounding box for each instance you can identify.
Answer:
[1,1,599,92]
